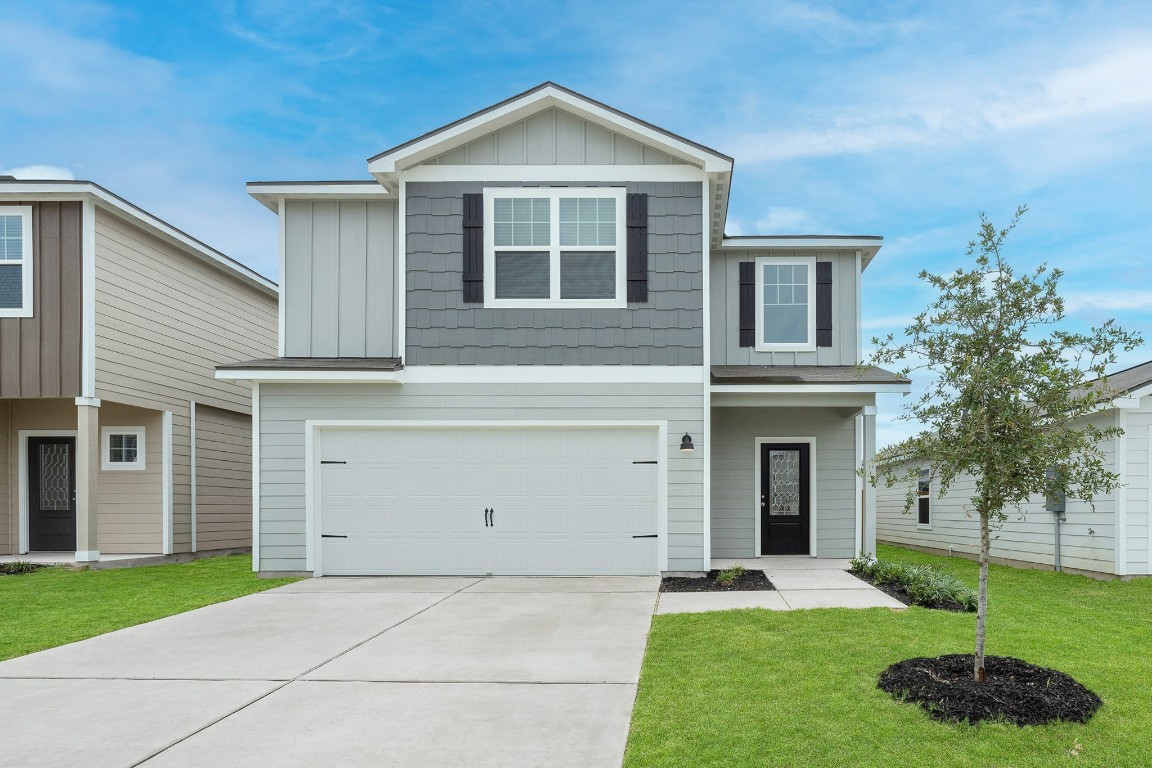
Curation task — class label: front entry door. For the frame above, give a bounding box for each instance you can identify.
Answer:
[28,437,77,551]
[760,443,810,555]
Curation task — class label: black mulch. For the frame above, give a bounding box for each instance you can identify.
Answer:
[878,654,1102,726]
[848,570,972,612]
[660,569,775,592]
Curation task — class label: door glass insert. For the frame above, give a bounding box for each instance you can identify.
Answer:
[768,449,801,515]
[39,443,71,510]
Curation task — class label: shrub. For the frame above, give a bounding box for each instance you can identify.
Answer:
[715,564,745,586]
[850,556,976,611]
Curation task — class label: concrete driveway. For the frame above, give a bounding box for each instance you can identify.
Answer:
[0,576,658,768]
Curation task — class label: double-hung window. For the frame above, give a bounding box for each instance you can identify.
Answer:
[754,255,816,351]
[483,188,626,307]
[0,206,33,318]
[917,468,931,526]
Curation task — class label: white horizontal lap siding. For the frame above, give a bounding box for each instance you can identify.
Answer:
[1124,406,1151,574]
[876,416,1120,574]
[257,381,705,574]
[710,406,857,558]
[0,402,10,554]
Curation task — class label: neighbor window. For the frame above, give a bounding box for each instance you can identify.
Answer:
[483,188,626,307]
[917,468,931,526]
[755,255,815,351]
[102,427,146,470]
[0,206,33,318]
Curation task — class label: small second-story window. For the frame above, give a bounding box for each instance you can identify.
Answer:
[0,206,34,318]
[917,468,931,525]
[755,256,816,351]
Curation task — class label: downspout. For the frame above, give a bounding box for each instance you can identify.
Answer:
[1053,510,1064,572]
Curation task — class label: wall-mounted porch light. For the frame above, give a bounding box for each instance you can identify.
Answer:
[679,433,695,452]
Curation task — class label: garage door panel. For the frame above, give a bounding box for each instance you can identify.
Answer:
[318,427,659,576]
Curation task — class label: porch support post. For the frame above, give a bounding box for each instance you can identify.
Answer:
[862,406,877,556]
[74,397,101,562]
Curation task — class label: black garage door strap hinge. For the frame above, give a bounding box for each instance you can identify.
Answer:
[320,460,347,465]
[632,460,658,464]
[633,534,658,538]
[321,534,348,538]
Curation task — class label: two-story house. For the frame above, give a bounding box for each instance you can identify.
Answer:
[218,83,910,577]
[1,178,277,563]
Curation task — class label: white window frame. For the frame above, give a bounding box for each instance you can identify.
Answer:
[754,255,816,352]
[916,467,931,528]
[482,187,627,308]
[101,427,146,471]
[0,206,34,318]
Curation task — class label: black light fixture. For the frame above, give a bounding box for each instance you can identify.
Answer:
[679,433,695,452]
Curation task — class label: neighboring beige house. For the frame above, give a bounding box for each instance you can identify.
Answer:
[877,360,1152,578]
[0,178,277,563]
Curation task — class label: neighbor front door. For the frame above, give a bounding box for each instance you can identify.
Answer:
[28,437,77,551]
[760,443,810,555]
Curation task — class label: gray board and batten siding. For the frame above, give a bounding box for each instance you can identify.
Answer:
[422,107,691,167]
[710,249,860,366]
[282,200,398,358]
[257,381,706,573]
[406,181,703,365]
[711,406,859,559]
[0,201,82,398]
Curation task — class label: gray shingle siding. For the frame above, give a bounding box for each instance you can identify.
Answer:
[405,181,704,365]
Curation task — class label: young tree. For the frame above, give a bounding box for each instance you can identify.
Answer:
[869,207,1141,681]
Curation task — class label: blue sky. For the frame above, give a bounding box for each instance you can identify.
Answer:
[3,1,1151,445]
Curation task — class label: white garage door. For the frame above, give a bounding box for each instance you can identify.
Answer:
[317,426,660,576]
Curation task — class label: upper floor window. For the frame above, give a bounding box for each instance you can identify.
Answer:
[0,206,33,318]
[917,468,931,526]
[755,255,815,351]
[483,188,626,308]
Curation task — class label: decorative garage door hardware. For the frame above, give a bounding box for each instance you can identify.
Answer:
[322,534,348,538]
[632,460,658,464]
[484,508,495,527]
[320,460,347,464]
[632,534,658,538]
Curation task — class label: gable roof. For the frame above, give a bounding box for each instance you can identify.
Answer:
[367,82,733,176]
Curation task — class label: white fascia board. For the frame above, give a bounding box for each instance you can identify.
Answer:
[712,383,910,394]
[215,369,404,383]
[0,182,277,296]
[721,237,883,252]
[402,165,708,183]
[712,391,879,409]
[217,365,707,385]
[370,88,731,176]
[246,182,391,213]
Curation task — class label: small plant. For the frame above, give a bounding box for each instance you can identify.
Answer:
[0,561,44,576]
[849,552,876,574]
[715,564,745,586]
[851,557,976,611]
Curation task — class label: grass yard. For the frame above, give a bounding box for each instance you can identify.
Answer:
[0,555,299,661]
[625,544,1152,768]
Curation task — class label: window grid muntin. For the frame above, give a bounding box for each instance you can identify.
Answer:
[484,188,626,307]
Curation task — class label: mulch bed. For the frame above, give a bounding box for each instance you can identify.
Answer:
[0,562,47,576]
[879,654,1102,726]
[848,570,972,612]
[660,569,775,592]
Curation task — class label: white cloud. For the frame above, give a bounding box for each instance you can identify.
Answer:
[2,165,75,179]
[1065,290,1152,314]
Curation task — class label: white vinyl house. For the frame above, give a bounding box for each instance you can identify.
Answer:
[877,360,1152,577]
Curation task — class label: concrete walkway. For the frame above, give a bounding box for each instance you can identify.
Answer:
[0,576,658,768]
[655,557,905,614]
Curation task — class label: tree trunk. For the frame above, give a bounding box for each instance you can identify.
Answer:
[974,508,990,682]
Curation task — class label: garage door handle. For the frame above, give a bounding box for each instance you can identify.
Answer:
[490,508,495,527]
[484,508,490,527]
[321,534,348,539]
[320,460,347,465]
[633,534,658,538]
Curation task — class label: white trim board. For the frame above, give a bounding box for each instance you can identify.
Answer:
[402,165,708,184]
[218,365,707,385]
[189,401,198,553]
[161,411,173,555]
[17,430,79,554]
[303,419,670,577]
[754,436,817,558]
[248,182,392,213]
[251,383,261,572]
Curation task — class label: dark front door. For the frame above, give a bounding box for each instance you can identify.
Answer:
[760,443,810,555]
[28,437,77,551]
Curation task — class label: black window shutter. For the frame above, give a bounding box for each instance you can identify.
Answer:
[738,261,755,347]
[462,193,483,303]
[626,193,648,303]
[816,261,833,347]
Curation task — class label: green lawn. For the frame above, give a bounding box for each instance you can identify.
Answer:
[0,555,299,661]
[625,544,1152,768]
